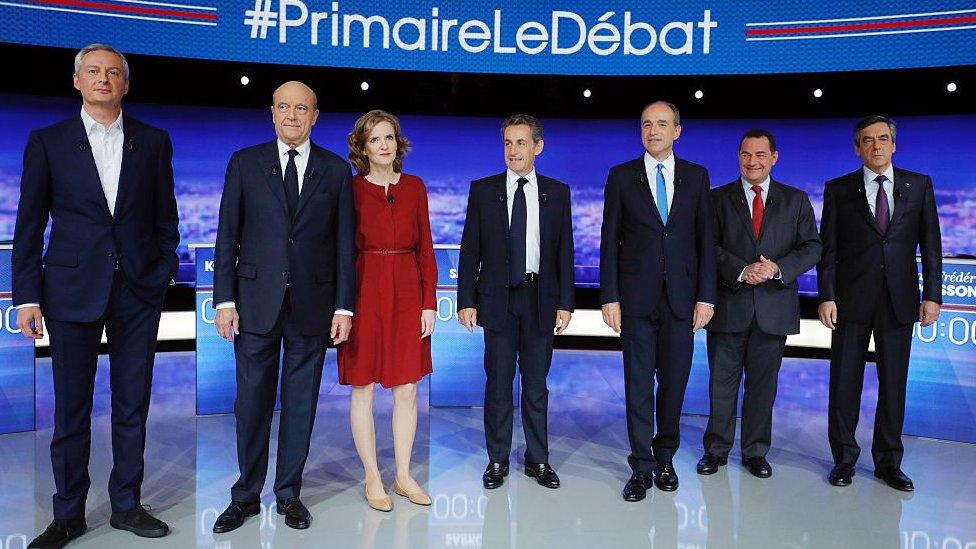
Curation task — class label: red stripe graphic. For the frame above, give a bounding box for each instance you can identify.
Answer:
[28,0,216,20]
[942,304,976,312]
[747,15,976,36]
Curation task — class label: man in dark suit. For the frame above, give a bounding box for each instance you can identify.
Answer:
[600,101,716,500]
[698,129,821,479]
[211,81,355,531]
[818,115,942,491]
[457,114,575,490]
[12,44,178,548]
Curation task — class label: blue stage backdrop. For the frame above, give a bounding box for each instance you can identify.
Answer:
[1,1,975,75]
[1,94,974,293]
[0,244,35,434]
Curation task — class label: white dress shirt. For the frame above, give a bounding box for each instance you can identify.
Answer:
[643,151,675,214]
[81,106,124,215]
[506,169,541,275]
[863,165,895,220]
[17,108,125,311]
[216,138,352,316]
[737,177,780,282]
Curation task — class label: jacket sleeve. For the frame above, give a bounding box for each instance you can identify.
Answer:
[334,161,357,312]
[213,151,243,306]
[152,131,180,285]
[817,182,838,302]
[774,192,822,285]
[695,172,718,304]
[457,181,480,310]
[918,175,943,304]
[11,131,52,306]
[599,168,621,304]
[712,190,750,287]
[558,185,575,312]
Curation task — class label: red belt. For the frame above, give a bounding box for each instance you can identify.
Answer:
[360,249,413,255]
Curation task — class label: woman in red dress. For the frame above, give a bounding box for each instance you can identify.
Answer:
[339,110,437,511]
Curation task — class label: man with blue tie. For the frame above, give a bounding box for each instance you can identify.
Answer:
[818,116,942,491]
[601,101,716,501]
[13,44,178,548]
[458,115,575,490]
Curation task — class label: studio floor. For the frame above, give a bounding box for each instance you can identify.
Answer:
[1,349,974,548]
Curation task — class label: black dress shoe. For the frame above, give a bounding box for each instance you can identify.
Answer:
[109,506,169,538]
[874,467,914,492]
[622,471,654,502]
[654,462,679,492]
[743,457,773,478]
[828,464,855,486]
[213,501,261,533]
[482,462,510,489]
[696,453,728,475]
[524,462,560,489]
[28,518,87,549]
[276,497,311,529]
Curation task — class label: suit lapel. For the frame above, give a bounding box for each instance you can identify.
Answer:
[850,170,884,235]
[889,169,911,230]
[729,182,758,245]
[114,116,138,219]
[493,174,510,235]
[260,141,290,219]
[631,157,664,227]
[293,144,326,219]
[758,181,783,241]
[68,116,112,219]
[537,175,552,266]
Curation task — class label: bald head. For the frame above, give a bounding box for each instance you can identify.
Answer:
[271,81,319,147]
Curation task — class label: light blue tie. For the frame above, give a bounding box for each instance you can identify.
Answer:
[656,163,668,224]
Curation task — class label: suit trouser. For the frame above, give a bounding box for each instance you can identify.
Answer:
[46,270,163,519]
[231,291,328,502]
[703,318,787,459]
[483,281,555,464]
[621,293,694,473]
[828,287,913,469]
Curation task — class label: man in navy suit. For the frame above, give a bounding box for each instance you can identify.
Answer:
[600,101,716,500]
[699,129,821,479]
[457,115,575,490]
[13,44,178,548]
[818,115,942,491]
[211,81,355,532]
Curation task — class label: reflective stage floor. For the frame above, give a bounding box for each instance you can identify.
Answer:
[1,350,974,548]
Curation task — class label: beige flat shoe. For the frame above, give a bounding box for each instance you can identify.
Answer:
[365,487,393,512]
[394,479,431,506]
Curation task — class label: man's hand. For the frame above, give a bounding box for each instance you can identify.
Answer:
[919,300,940,327]
[692,303,713,332]
[555,310,572,335]
[818,301,837,330]
[331,314,352,345]
[458,308,478,333]
[421,309,436,338]
[743,257,778,285]
[215,307,240,342]
[16,306,44,340]
[602,302,622,334]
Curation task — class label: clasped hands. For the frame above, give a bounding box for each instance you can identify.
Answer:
[742,255,779,285]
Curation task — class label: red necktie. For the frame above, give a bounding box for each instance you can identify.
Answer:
[751,185,764,238]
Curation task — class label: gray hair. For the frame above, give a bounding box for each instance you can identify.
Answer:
[74,43,130,80]
[642,101,681,126]
[501,114,544,142]
[854,115,896,146]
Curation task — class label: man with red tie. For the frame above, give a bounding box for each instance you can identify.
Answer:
[698,129,821,478]
[818,116,942,491]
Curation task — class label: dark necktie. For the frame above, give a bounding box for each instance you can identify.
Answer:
[509,177,528,286]
[284,149,300,218]
[874,174,890,233]
[751,184,764,238]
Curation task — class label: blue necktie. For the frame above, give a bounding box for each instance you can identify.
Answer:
[656,163,668,224]
[509,177,528,286]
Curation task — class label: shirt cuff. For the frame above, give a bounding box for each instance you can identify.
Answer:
[696,302,714,308]
[215,301,236,309]
[335,309,354,316]
[737,267,747,282]
[15,303,39,309]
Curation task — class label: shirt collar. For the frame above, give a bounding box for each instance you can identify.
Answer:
[80,106,123,135]
[507,168,537,187]
[863,164,895,185]
[643,151,675,175]
[741,176,771,193]
[277,139,311,160]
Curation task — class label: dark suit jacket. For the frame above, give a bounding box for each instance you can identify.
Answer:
[817,167,942,325]
[600,155,716,318]
[213,140,355,336]
[708,179,822,335]
[12,115,180,321]
[457,172,575,331]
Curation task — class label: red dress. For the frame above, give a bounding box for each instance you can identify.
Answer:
[338,173,437,387]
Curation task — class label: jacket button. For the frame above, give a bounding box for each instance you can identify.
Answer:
[107,251,114,257]
[288,238,295,244]
[282,271,288,277]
